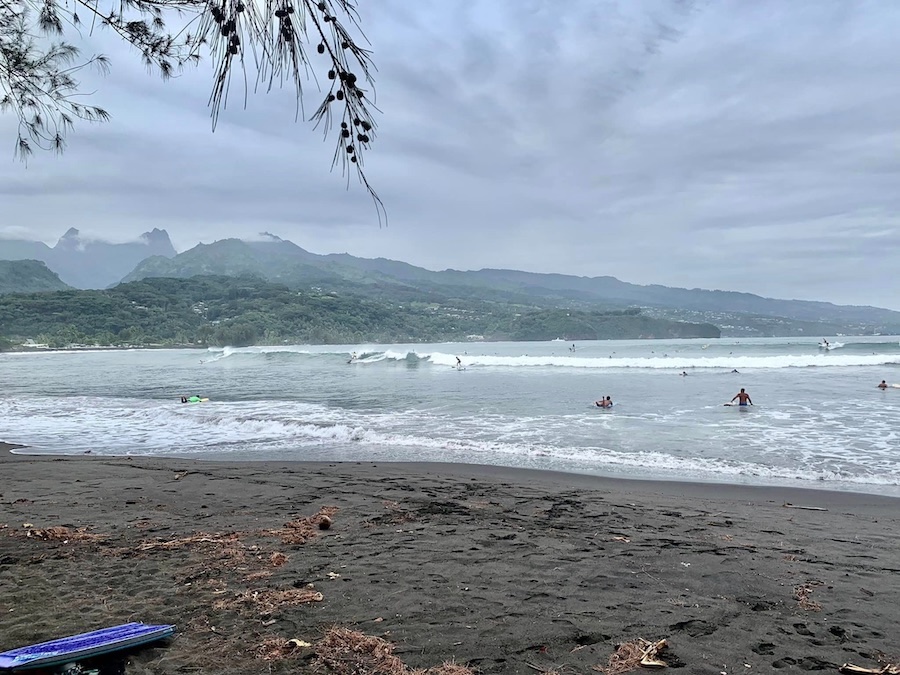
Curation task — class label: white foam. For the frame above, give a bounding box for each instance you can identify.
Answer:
[4,395,898,491]
[420,351,899,370]
[191,341,900,371]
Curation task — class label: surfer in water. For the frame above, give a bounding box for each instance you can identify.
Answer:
[878,380,888,389]
[595,396,613,408]
[456,356,462,369]
[731,388,753,406]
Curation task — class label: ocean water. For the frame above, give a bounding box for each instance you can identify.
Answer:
[1,337,899,496]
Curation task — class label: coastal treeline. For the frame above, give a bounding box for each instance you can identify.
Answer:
[0,276,720,347]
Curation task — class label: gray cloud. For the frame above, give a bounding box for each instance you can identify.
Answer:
[2,0,899,309]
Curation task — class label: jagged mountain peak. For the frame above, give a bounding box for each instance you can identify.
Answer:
[139,229,176,256]
[55,227,86,251]
[141,228,170,243]
[1,228,177,288]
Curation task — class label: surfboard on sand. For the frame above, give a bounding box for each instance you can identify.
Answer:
[0,622,175,671]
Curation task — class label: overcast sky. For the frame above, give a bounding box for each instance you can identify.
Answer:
[2,0,899,309]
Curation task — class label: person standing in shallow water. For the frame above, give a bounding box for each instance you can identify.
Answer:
[731,388,753,406]
[878,380,888,389]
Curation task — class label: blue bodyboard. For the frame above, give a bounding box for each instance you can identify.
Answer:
[0,622,175,671]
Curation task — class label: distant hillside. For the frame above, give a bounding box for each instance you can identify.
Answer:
[0,260,71,294]
[120,235,900,337]
[124,236,345,287]
[0,228,177,289]
[0,276,719,347]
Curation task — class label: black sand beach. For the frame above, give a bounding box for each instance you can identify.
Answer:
[1,443,899,674]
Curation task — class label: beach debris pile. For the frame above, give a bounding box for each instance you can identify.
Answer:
[261,505,339,544]
[793,580,824,611]
[135,532,244,553]
[256,636,313,660]
[594,638,670,674]
[309,627,475,675]
[119,507,340,617]
[213,587,324,615]
[368,500,417,526]
[15,523,102,544]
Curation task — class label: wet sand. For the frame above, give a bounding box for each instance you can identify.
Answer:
[1,443,898,674]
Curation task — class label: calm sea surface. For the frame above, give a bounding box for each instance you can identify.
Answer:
[2,337,899,495]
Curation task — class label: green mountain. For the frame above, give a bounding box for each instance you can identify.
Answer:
[120,235,900,337]
[0,276,719,347]
[0,260,71,294]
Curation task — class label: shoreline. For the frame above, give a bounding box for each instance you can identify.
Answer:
[4,442,899,504]
[2,447,899,673]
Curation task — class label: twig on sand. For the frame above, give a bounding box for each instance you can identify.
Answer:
[136,533,242,551]
[783,503,828,511]
[525,664,569,674]
[839,664,900,674]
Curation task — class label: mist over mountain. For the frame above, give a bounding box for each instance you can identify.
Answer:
[121,235,900,337]
[0,228,176,289]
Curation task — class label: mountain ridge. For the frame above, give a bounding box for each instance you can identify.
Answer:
[120,236,900,335]
[4,230,899,335]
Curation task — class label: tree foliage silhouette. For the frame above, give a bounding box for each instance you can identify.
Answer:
[0,0,381,210]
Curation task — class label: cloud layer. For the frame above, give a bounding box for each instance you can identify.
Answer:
[2,0,899,309]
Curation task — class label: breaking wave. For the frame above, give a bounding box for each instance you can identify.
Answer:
[199,345,900,370]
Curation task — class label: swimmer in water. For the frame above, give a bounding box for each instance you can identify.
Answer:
[731,388,753,406]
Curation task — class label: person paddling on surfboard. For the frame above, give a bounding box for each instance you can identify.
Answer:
[730,388,753,406]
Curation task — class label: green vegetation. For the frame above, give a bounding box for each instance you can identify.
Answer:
[0,260,71,295]
[120,237,900,337]
[501,308,720,341]
[0,276,720,348]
